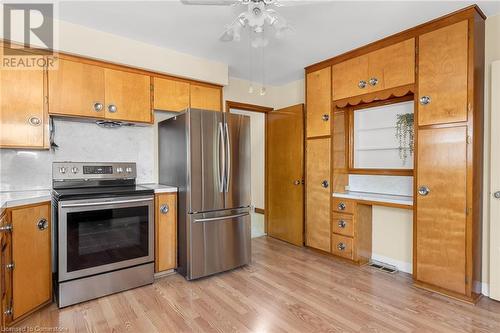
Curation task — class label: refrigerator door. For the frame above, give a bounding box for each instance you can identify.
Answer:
[224,113,251,209]
[189,109,225,213]
[188,209,251,280]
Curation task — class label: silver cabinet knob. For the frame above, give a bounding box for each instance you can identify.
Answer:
[337,243,346,251]
[293,180,301,185]
[418,185,430,196]
[0,224,12,233]
[338,202,346,211]
[37,218,48,230]
[322,114,329,122]
[358,80,367,89]
[338,220,346,228]
[108,104,117,113]
[160,204,169,215]
[494,191,500,199]
[369,77,379,86]
[419,96,431,105]
[93,102,103,112]
[321,180,329,188]
[28,116,41,126]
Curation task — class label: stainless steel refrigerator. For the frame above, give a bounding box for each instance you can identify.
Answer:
[158,109,251,280]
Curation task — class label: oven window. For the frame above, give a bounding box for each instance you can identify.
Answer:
[66,206,149,272]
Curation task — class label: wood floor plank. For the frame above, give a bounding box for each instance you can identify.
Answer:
[12,236,500,333]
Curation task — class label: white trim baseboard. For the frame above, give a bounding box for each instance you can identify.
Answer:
[371,253,412,274]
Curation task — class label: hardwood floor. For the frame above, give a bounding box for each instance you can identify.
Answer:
[15,236,500,332]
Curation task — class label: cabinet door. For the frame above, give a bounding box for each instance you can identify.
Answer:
[306,138,331,252]
[306,67,331,137]
[0,52,45,148]
[416,126,467,295]
[418,21,468,126]
[332,56,369,100]
[104,68,152,123]
[155,193,177,272]
[154,77,190,112]
[190,84,221,112]
[48,58,105,118]
[368,39,415,92]
[0,214,12,327]
[11,203,51,319]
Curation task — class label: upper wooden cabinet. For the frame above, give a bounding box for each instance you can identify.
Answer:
[332,39,415,100]
[418,21,468,126]
[49,58,152,123]
[190,84,221,112]
[0,47,46,149]
[153,77,190,112]
[48,58,105,118]
[306,67,331,137]
[104,68,152,122]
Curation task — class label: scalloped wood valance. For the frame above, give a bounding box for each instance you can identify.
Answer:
[333,84,415,108]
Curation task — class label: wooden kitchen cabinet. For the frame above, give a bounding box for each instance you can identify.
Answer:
[155,193,177,272]
[306,67,331,137]
[48,58,105,118]
[417,21,468,126]
[332,56,369,101]
[190,84,222,112]
[10,203,51,321]
[0,212,12,328]
[0,46,46,149]
[305,138,331,252]
[153,77,190,112]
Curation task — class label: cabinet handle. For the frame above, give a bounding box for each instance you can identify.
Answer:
[337,202,346,211]
[5,263,14,270]
[368,77,379,86]
[337,243,346,251]
[322,114,329,122]
[418,186,430,196]
[321,180,329,188]
[338,220,346,228]
[0,224,12,233]
[37,218,48,230]
[3,308,12,317]
[293,180,301,185]
[28,116,41,126]
[358,80,367,89]
[108,104,118,113]
[419,96,431,105]
[93,102,104,112]
[160,204,169,215]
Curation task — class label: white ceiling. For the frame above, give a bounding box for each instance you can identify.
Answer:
[58,1,500,85]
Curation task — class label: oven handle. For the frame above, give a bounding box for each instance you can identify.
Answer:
[60,197,153,208]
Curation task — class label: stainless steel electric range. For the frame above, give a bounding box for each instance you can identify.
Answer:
[52,162,155,308]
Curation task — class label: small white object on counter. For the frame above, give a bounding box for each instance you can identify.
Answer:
[0,190,52,210]
[332,191,413,207]
[140,184,178,194]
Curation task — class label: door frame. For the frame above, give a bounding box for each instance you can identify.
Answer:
[225,101,273,233]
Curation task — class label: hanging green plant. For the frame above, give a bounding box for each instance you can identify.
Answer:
[395,113,414,164]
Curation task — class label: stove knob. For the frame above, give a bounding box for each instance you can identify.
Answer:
[59,167,67,174]
[71,167,79,174]
[116,167,123,174]
[126,167,133,173]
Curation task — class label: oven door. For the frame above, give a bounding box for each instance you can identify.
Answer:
[58,195,154,282]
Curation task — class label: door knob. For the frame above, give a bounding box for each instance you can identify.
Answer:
[322,114,329,122]
[160,204,169,214]
[37,218,48,230]
[358,80,367,89]
[419,96,431,105]
[108,104,117,113]
[418,185,430,196]
[321,180,329,188]
[494,191,500,199]
[93,102,103,112]
[368,77,379,86]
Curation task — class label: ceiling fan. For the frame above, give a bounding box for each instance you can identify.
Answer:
[181,0,295,48]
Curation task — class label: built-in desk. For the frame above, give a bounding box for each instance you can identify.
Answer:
[332,191,413,209]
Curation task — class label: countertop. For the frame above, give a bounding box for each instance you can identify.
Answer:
[332,191,413,208]
[139,184,178,193]
[0,190,52,211]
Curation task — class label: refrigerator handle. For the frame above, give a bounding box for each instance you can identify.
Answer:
[224,122,231,193]
[218,122,225,193]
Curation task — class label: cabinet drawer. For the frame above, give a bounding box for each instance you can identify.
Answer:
[331,234,353,260]
[332,198,355,214]
[332,213,354,237]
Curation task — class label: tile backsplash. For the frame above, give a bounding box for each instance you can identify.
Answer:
[348,174,413,196]
[0,118,155,191]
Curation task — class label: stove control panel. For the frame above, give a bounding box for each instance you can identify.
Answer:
[52,162,137,181]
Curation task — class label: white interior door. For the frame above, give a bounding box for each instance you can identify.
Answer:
[490,61,500,300]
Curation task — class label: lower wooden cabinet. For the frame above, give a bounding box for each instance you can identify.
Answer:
[155,193,177,272]
[0,202,51,328]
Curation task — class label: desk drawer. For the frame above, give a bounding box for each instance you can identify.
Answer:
[332,198,355,214]
[331,234,353,260]
[332,213,354,237]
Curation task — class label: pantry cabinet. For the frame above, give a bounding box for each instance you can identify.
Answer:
[0,212,12,328]
[0,47,47,149]
[153,77,190,112]
[155,193,177,272]
[190,84,222,112]
[306,67,331,137]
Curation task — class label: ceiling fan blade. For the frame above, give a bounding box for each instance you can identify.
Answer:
[180,0,241,5]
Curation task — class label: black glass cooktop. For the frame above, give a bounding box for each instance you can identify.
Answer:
[52,185,154,201]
